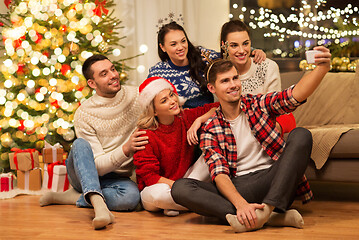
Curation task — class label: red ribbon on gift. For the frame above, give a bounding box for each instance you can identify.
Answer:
[47,161,70,191]
[10,148,37,170]
[93,0,109,17]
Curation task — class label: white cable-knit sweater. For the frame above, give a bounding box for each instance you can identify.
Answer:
[74,85,141,177]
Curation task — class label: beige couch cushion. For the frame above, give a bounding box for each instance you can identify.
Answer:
[281,70,359,169]
[293,72,359,126]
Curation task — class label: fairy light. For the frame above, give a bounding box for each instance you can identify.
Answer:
[231,3,359,43]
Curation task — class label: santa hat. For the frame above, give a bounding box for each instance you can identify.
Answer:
[138,76,186,108]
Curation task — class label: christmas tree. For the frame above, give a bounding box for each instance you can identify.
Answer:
[0,0,141,170]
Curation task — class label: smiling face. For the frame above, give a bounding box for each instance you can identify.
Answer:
[153,89,181,125]
[159,30,189,66]
[87,59,121,98]
[207,66,241,104]
[225,31,252,74]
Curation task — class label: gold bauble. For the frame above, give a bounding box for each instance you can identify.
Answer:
[55,63,62,70]
[39,78,49,86]
[63,129,75,141]
[341,57,350,64]
[69,43,80,55]
[63,47,70,57]
[299,60,308,70]
[35,140,44,149]
[50,28,58,36]
[339,63,348,72]
[15,131,24,139]
[49,106,57,114]
[119,71,128,81]
[29,135,37,143]
[1,153,8,161]
[332,57,342,66]
[1,133,13,148]
[347,63,355,72]
[98,41,109,53]
[79,25,93,35]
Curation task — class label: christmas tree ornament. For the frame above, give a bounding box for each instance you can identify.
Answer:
[98,41,108,53]
[299,60,308,70]
[331,57,342,66]
[1,133,13,148]
[338,63,348,72]
[119,71,128,82]
[341,57,350,64]
[69,42,80,54]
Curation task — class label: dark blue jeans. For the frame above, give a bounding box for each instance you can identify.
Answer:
[66,138,140,211]
[171,128,312,222]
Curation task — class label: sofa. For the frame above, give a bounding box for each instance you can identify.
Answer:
[280,69,359,183]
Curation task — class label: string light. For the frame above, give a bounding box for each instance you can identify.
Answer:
[233,3,358,42]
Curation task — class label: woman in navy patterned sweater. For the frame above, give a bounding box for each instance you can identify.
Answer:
[148,21,266,109]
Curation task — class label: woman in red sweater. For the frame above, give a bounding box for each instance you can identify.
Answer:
[133,76,219,216]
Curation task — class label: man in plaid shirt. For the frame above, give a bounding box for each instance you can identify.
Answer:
[172,46,331,233]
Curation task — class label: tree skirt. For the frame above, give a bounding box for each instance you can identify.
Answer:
[0,188,50,200]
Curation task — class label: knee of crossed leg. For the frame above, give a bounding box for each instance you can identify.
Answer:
[288,127,313,148]
[106,186,140,211]
[171,178,195,203]
[72,138,92,152]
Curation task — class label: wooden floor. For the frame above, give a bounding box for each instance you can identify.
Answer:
[1,182,359,240]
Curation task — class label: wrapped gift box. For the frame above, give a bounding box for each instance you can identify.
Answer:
[0,173,14,192]
[17,168,42,191]
[9,149,39,171]
[42,162,69,192]
[42,148,64,164]
[52,165,70,192]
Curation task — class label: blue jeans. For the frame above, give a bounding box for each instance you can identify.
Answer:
[65,138,140,211]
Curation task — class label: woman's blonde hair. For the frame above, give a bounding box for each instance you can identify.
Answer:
[137,92,181,130]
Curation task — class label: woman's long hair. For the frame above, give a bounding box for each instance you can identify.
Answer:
[137,94,181,130]
[157,21,208,92]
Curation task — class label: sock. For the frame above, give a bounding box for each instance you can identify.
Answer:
[226,203,274,233]
[163,209,180,217]
[266,209,304,229]
[39,188,80,206]
[89,193,115,230]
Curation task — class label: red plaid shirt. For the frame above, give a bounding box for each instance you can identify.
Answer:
[200,86,313,203]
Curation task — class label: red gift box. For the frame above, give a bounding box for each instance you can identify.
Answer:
[0,173,14,192]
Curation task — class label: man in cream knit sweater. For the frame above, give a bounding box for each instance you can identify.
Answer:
[40,55,148,230]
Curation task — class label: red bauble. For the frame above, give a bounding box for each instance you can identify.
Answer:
[59,25,67,32]
[51,100,60,109]
[18,119,25,131]
[35,32,43,43]
[42,50,50,57]
[60,64,71,76]
[17,63,25,74]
